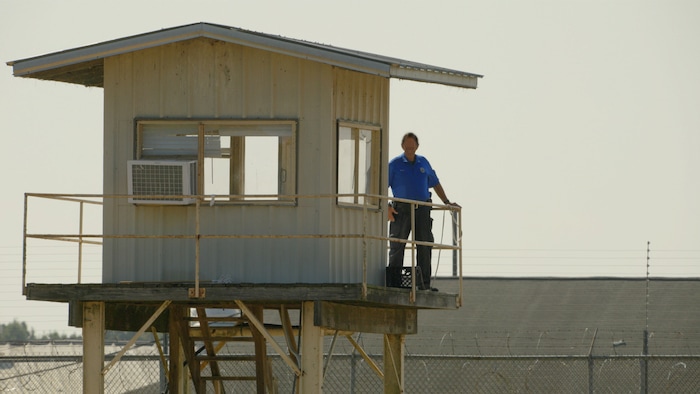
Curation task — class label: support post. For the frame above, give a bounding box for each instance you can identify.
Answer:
[83,301,105,394]
[250,305,267,394]
[384,334,404,394]
[168,307,181,394]
[300,301,323,393]
[169,306,190,394]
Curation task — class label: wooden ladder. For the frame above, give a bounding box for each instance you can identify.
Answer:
[176,306,278,394]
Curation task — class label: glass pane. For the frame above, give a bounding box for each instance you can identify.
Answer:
[357,129,373,203]
[245,136,279,198]
[141,124,198,158]
[337,126,356,203]
[203,136,230,196]
[205,122,292,137]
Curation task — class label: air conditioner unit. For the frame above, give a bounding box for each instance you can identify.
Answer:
[127,160,197,205]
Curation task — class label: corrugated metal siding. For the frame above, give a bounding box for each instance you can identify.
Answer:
[334,68,386,122]
[332,69,389,285]
[102,38,389,285]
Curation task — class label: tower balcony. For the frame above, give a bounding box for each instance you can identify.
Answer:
[21,192,463,311]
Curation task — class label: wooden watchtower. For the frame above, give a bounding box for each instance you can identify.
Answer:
[9,23,480,393]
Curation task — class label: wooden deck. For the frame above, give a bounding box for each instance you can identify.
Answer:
[25,282,458,341]
[25,282,458,309]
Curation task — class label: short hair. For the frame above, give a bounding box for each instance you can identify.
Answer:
[401,132,419,146]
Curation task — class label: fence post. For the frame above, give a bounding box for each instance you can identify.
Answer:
[350,347,357,393]
[587,356,594,394]
[640,330,648,394]
[588,328,597,394]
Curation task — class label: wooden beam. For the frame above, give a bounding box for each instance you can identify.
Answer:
[279,305,300,365]
[234,300,301,376]
[102,300,172,376]
[25,283,459,309]
[249,305,267,394]
[173,306,202,393]
[194,308,224,393]
[315,302,417,334]
[345,334,383,378]
[83,301,105,394]
[168,306,189,394]
[151,327,169,382]
[70,302,171,332]
[280,305,300,393]
[300,301,323,393]
[383,334,405,394]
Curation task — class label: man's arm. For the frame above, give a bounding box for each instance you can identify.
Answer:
[433,183,460,207]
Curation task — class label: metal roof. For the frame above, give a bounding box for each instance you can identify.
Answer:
[7,22,482,88]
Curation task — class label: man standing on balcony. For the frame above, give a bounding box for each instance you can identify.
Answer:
[387,132,459,291]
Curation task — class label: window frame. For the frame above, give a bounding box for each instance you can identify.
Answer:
[336,121,382,208]
[135,119,297,204]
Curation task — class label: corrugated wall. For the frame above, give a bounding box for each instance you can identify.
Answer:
[332,69,389,284]
[102,38,389,285]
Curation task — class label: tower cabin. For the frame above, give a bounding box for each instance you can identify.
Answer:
[9,23,480,393]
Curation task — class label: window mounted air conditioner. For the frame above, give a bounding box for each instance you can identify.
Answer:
[127,160,197,205]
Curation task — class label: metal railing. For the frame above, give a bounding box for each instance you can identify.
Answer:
[22,192,462,304]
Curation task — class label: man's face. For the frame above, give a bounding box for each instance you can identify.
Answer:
[401,137,419,158]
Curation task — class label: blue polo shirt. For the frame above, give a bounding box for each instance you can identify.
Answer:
[388,153,440,201]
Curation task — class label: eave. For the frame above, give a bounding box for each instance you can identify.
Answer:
[7,22,482,89]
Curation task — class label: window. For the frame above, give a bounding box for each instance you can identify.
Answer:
[337,122,381,207]
[136,120,296,202]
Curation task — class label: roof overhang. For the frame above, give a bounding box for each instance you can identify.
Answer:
[7,22,481,88]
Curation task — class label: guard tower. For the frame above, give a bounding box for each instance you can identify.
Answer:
[10,23,480,393]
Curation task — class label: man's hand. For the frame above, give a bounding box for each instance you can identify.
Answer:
[388,205,398,222]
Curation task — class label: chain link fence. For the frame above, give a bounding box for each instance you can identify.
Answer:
[0,354,162,393]
[2,351,699,393]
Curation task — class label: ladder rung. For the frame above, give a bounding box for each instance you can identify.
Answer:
[196,355,256,361]
[186,316,246,322]
[189,336,255,342]
[202,376,257,381]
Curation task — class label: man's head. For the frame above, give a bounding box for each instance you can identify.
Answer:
[401,132,419,160]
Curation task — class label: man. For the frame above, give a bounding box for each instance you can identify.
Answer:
[387,132,459,291]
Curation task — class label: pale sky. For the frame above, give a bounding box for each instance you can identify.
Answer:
[1,0,699,335]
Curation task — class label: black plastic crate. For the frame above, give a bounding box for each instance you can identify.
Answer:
[386,266,423,288]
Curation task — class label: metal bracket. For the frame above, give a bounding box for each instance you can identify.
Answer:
[188,288,206,298]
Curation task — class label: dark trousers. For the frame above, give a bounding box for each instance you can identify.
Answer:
[388,203,433,289]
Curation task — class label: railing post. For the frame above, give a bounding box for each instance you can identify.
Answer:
[410,202,416,303]
[457,208,463,307]
[78,201,84,284]
[22,193,28,295]
[362,196,368,299]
